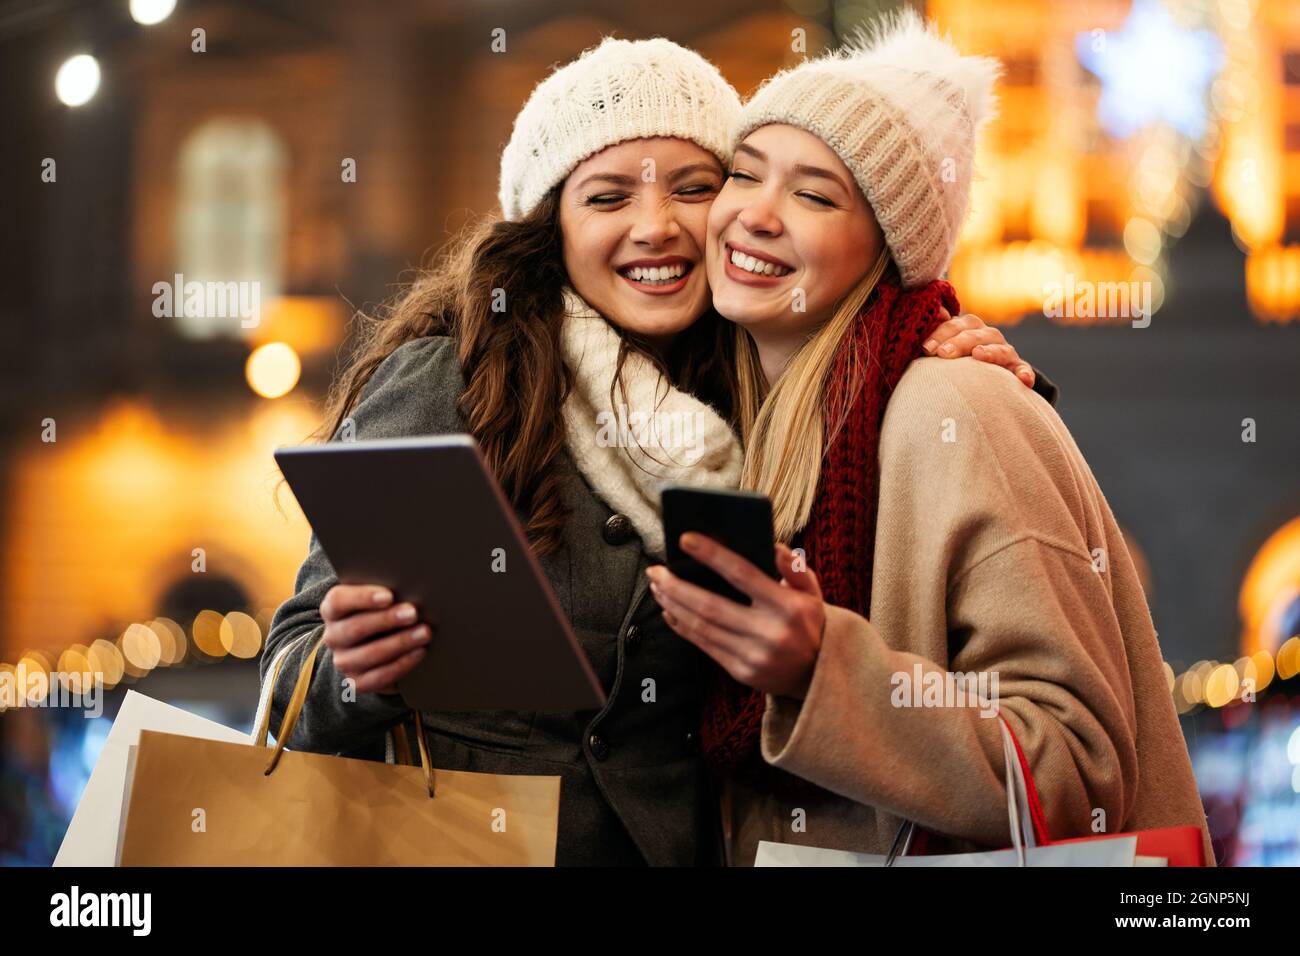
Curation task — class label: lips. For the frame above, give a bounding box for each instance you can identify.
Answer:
[616,256,695,295]
[725,243,794,277]
[722,243,795,287]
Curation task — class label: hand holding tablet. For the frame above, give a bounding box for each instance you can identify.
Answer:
[317,583,431,696]
[275,435,606,712]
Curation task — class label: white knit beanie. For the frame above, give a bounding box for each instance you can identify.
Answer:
[498,37,741,221]
[734,9,1000,287]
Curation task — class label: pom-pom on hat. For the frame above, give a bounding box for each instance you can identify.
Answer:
[733,9,1001,287]
[498,37,741,221]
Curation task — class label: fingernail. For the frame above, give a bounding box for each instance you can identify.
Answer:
[923,339,936,353]
[940,342,955,355]
[646,566,664,582]
[680,532,700,551]
[649,580,662,600]
[396,604,417,622]
[663,610,678,627]
[410,625,431,644]
[373,588,393,605]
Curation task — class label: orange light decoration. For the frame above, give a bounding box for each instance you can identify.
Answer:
[1211,0,1300,321]
[1239,516,1300,660]
[927,0,1300,325]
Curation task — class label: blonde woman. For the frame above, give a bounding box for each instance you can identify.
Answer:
[645,11,1214,866]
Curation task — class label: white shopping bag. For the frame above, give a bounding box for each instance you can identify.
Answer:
[53,690,250,866]
[754,713,1163,867]
[754,836,1145,867]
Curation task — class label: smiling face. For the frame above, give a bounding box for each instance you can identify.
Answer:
[706,124,885,340]
[558,137,724,348]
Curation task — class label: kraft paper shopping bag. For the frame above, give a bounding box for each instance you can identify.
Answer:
[117,634,561,866]
[54,690,251,867]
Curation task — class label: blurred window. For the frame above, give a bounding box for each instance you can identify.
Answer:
[174,118,287,338]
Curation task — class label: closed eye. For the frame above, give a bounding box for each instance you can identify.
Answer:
[797,191,836,208]
[677,182,720,198]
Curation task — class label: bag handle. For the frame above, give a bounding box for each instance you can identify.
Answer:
[1001,713,1052,846]
[256,630,436,798]
[885,711,1052,866]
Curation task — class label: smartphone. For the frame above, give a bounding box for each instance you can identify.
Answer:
[660,485,779,606]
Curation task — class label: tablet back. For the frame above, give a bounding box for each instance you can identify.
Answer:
[274,435,605,712]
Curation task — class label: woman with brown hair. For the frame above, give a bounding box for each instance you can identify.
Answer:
[261,35,1041,866]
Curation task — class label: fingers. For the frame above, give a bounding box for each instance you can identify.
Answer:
[646,565,761,635]
[972,344,1037,388]
[652,589,756,681]
[348,646,428,696]
[321,583,395,622]
[922,312,984,354]
[319,583,433,696]
[677,532,784,605]
[776,543,822,599]
[970,343,1019,370]
[931,326,1007,359]
[332,623,431,678]
[322,600,422,650]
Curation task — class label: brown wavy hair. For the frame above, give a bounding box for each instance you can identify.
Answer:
[301,186,739,556]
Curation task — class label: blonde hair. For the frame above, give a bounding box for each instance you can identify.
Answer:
[735,248,890,541]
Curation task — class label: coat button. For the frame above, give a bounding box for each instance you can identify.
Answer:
[603,513,635,545]
[685,731,697,751]
[588,733,610,761]
[625,624,641,648]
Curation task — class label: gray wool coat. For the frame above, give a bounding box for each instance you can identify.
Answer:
[261,334,725,866]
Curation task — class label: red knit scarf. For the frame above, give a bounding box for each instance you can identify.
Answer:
[700,274,959,778]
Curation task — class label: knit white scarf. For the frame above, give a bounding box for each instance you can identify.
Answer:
[559,287,743,558]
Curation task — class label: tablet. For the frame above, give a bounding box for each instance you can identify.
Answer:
[274,434,606,712]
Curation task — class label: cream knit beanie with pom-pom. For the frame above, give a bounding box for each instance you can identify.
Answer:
[734,9,1000,287]
[498,37,741,221]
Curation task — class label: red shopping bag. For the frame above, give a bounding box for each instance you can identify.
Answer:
[907,714,1207,866]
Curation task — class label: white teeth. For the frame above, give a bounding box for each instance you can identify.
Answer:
[729,248,790,276]
[623,263,689,284]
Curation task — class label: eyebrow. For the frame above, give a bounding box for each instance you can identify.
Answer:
[575,162,721,192]
[792,164,851,194]
[734,143,851,195]
[666,162,723,184]
[573,172,639,190]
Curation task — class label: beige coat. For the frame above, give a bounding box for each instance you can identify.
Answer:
[725,356,1214,867]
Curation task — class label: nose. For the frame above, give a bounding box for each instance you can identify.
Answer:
[628,201,682,247]
[736,191,783,238]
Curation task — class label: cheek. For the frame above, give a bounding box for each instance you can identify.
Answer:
[561,214,620,288]
[679,202,713,251]
[706,191,735,241]
[799,224,873,307]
